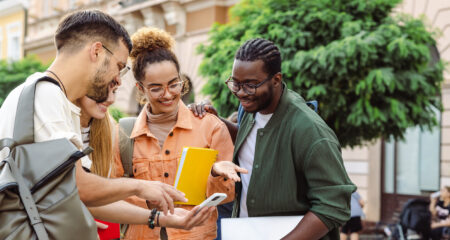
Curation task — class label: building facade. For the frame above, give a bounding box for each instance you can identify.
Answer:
[0,0,27,61]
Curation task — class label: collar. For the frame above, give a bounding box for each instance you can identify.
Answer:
[130,100,193,139]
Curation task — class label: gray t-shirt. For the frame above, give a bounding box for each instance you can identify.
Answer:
[350,192,363,217]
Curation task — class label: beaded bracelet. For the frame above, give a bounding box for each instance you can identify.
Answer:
[148,208,157,229]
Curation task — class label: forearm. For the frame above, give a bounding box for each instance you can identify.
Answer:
[430,201,437,217]
[206,174,235,203]
[432,219,450,228]
[219,117,238,143]
[281,211,329,240]
[89,200,149,224]
[76,161,139,207]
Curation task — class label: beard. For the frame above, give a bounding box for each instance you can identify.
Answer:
[86,57,112,103]
[241,85,274,113]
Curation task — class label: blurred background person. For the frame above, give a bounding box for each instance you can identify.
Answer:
[340,191,364,240]
[430,186,450,240]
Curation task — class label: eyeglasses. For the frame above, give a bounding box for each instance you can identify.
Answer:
[102,44,130,77]
[225,74,274,95]
[139,77,184,98]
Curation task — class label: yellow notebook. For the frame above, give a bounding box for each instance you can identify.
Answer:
[174,147,218,205]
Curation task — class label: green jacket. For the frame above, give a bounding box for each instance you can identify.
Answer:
[231,87,356,240]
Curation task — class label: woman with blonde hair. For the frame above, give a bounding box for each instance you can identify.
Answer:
[114,27,246,239]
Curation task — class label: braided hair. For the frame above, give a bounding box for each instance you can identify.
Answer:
[235,38,281,76]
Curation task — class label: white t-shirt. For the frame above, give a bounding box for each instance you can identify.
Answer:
[238,112,273,217]
[81,125,92,169]
[0,72,83,159]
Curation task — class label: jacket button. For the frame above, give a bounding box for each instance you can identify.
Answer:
[164,172,169,177]
[165,150,170,155]
[169,132,173,137]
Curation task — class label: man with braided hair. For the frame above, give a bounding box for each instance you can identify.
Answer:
[190,38,356,239]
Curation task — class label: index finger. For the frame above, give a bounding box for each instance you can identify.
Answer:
[163,185,187,202]
[160,196,169,215]
[235,166,248,174]
[163,191,175,215]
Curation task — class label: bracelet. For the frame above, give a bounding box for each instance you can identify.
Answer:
[156,211,161,227]
[148,208,157,229]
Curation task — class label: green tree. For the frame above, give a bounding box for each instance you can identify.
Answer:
[0,56,48,106]
[198,0,444,147]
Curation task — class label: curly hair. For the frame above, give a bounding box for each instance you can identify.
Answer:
[130,27,190,104]
[130,27,179,82]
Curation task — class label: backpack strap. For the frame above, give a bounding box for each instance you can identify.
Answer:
[236,104,244,127]
[306,100,318,112]
[118,117,136,178]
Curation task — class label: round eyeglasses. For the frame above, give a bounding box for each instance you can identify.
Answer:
[139,79,184,99]
[225,74,273,95]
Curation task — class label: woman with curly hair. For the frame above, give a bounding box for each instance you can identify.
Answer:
[114,27,246,239]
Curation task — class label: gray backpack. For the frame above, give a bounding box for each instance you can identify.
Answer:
[0,77,97,239]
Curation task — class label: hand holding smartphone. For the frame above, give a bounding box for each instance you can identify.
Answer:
[195,193,227,215]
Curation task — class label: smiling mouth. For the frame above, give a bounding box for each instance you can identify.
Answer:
[239,98,254,105]
[159,98,176,106]
[97,104,108,113]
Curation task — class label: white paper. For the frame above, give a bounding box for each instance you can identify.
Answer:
[221,215,303,240]
[174,147,188,188]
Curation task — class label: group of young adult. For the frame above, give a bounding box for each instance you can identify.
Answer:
[0,9,356,240]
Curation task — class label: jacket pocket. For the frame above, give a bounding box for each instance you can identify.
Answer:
[132,159,150,180]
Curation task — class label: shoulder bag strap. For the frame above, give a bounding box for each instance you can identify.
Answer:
[5,155,49,239]
[12,77,60,145]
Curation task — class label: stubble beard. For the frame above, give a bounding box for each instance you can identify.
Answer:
[86,57,111,103]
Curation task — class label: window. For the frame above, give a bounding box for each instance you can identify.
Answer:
[384,108,441,195]
[0,27,3,59]
[7,23,21,61]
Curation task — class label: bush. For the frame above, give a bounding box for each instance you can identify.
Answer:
[109,106,127,122]
[0,56,48,106]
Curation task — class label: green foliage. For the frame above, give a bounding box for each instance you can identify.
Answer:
[198,0,444,147]
[0,56,48,106]
[109,106,127,122]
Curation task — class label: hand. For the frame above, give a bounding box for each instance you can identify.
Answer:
[188,100,218,118]
[211,161,248,182]
[136,180,187,215]
[160,206,215,230]
[95,221,108,230]
[96,221,108,240]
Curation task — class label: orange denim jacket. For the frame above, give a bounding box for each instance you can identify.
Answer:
[113,101,235,240]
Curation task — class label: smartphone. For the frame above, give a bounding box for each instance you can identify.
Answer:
[195,193,227,214]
